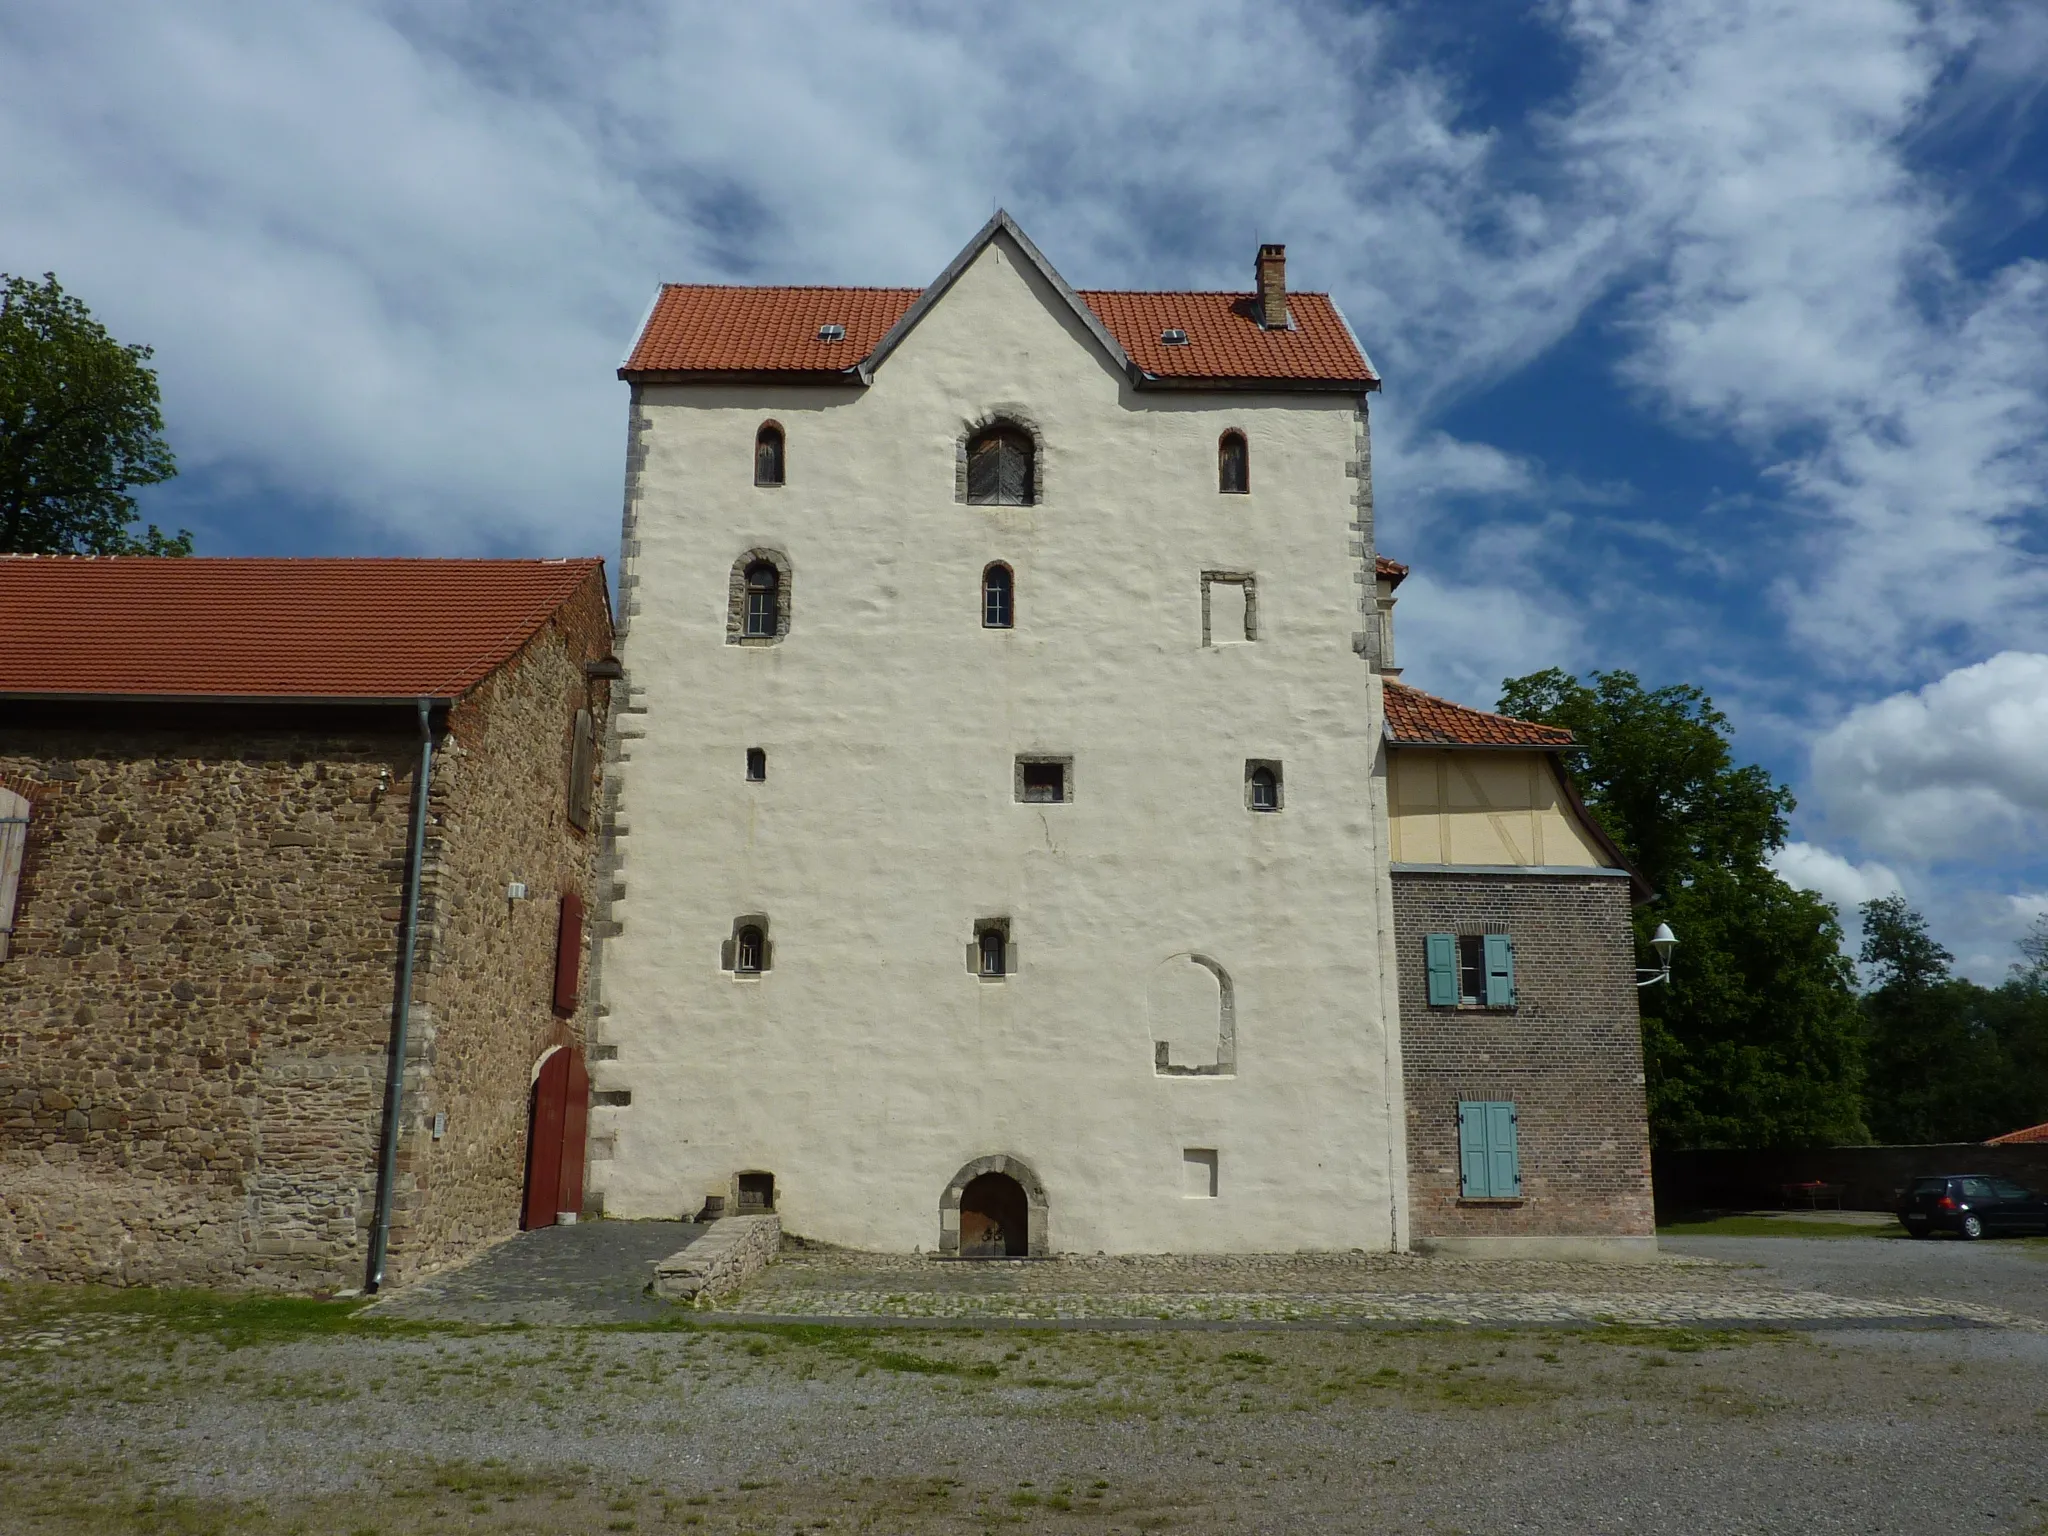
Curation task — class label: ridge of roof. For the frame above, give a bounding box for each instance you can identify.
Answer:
[0,556,607,703]
[1382,679,1575,749]
[620,214,1378,389]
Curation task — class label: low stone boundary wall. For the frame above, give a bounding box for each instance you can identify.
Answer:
[652,1215,779,1303]
[1655,1144,2048,1217]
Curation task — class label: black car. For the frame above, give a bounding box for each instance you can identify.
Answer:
[1896,1174,2048,1239]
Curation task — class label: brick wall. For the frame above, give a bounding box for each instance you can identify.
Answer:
[1392,871,1654,1239]
[0,572,612,1291]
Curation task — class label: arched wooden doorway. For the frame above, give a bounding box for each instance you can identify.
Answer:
[522,1047,589,1230]
[959,1172,1028,1257]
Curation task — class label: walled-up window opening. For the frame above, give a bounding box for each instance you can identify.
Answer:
[734,925,765,974]
[0,787,29,962]
[743,561,780,638]
[1219,430,1249,494]
[983,563,1014,628]
[568,708,596,830]
[745,747,766,782]
[1247,763,1280,812]
[754,422,785,486]
[553,891,585,1014]
[967,424,1034,506]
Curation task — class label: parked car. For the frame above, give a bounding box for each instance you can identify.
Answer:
[1896,1175,2048,1239]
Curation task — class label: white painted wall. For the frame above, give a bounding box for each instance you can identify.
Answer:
[595,230,1406,1253]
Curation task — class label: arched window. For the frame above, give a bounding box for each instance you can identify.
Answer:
[1249,765,1279,811]
[1219,430,1249,494]
[967,424,1034,506]
[734,925,765,974]
[979,927,1007,978]
[754,422,785,486]
[982,563,1013,629]
[743,561,779,638]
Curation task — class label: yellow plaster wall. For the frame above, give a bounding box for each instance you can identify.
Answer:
[1387,750,1613,868]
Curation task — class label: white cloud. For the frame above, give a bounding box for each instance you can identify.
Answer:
[1388,571,1583,710]
[1768,841,1902,918]
[1554,0,2048,677]
[1808,651,2048,861]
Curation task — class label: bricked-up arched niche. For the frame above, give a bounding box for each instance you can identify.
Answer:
[523,1045,589,1230]
[1149,953,1237,1076]
[939,1154,1048,1257]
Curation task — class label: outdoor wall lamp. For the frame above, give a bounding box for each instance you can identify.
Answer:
[1636,922,1677,988]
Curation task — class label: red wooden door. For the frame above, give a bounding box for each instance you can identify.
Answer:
[522,1047,589,1230]
[556,1049,589,1219]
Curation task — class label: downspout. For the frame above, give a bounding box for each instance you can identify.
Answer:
[365,698,435,1294]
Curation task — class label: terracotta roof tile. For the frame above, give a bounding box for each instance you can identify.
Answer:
[1383,680,1575,748]
[0,557,606,701]
[1987,1120,2048,1145]
[1376,554,1408,586]
[623,286,918,375]
[1078,290,1375,384]
[622,284,1376,386]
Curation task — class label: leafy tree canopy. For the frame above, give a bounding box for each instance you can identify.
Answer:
[1,272,188,555]
[1500,668,1865,1149]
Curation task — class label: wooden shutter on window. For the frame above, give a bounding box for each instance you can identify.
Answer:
[998,434,1031,504]
[0,788,29,962]
[568,709,595,830]
[553,891,584,1014]
[1425,933,1458,1006]
[967,435,1002,502]
[1483,933,1516,1007]
[1459,1100,1521,1198]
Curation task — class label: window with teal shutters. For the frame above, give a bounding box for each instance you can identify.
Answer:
[1458,1100,1521,1198]
[1482,932,1516,1007]
[1425,933,1458,1006]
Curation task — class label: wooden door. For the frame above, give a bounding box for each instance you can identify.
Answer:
[522,1048,589,1230]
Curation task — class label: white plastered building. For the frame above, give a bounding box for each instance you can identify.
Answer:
[590,213,1412,1255]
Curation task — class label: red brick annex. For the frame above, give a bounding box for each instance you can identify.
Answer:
[0,557,616,1292]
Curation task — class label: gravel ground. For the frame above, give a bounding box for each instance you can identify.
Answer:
[1659,1232,2048,1325]
[6,1270,2048,1535]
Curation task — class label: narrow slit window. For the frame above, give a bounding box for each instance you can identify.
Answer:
[982,563,1014,628]
[754,422,785,486]
[967,425,1034,506]
[745,747,766,782]
[743,561,780,638]
[1218,430,1249,494]
[734,924,765,974]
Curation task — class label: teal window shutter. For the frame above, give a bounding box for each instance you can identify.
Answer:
[1488,1100,1521,1196]
[1483,933,1516,1007]
[1459,1100,1521,1198]
[1457,1102,1489,1197]
[1425,933,1458,1006]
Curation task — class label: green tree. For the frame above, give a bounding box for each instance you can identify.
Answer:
[1859,895,2048,1142]
[1499,668,1866,1149]
[0,272,187,555]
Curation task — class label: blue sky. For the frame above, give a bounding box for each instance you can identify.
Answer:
[4,0,2047,977]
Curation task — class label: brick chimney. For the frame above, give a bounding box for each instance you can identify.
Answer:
[1255,243,1288,329]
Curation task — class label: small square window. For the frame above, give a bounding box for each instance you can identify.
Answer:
[746,747,766,782]
[1017,758,1069,804]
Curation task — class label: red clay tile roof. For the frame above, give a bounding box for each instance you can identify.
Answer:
[1383,680,1575,748]
[623,286,918,375]
[622,285,1376,385]
[1078,290,1374,384]
[0,557,606,702]
[1987,1120,2048,1145]
[1376,555,1408,586]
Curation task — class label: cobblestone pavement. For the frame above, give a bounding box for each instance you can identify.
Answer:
[710,1242,2047,1331]
[364,1218,701,1324]
[363,1221,2048,1332]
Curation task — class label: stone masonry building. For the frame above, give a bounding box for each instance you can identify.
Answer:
[592,211,1654,1258]
[0,557,615,1291]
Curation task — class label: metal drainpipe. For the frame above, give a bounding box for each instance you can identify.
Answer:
[365,698,435,1294]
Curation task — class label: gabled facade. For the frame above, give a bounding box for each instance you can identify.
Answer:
[595,214,1408,1254]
